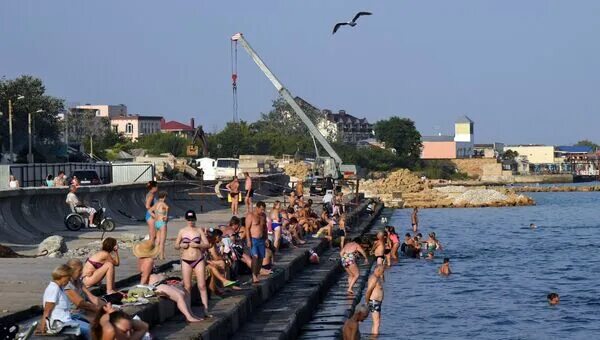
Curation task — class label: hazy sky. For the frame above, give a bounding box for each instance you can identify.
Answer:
[2,1,599,145]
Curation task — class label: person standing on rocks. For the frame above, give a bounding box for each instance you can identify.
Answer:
[246,201,268,283]
[244,172,254,214]
[365,264,385,336]
[226,176,241,216]
[342,305,369,340]
[340,238,369,295]
[411,207,419,232]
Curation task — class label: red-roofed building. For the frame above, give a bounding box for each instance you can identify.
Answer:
[161,118,195,138]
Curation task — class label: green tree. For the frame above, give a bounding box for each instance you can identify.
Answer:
[373,116,422,167]
[136,133,190,157]
[574,140,599,152]
[0,75,64,162]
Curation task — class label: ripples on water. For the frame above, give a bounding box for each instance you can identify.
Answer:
[360,192,600,339]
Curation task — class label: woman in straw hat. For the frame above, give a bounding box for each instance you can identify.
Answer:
[133,240,204,322]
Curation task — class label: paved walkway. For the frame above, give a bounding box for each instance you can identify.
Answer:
[0,199,276,317]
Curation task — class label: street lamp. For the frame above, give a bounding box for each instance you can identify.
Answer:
[27,109,44,164]
[4,95,25,163]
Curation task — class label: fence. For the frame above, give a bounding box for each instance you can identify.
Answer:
[8,163,113,187]
[0,165,9,190]
[112,163,155,183]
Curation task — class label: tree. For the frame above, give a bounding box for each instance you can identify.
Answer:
[373,117,422,168]
[136,133,190,157]
[574,140,599,152]
[502,150,519,161]
[0,76,64,161]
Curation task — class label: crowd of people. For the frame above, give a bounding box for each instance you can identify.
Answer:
[343,207,451,339]
[34,178,352,339]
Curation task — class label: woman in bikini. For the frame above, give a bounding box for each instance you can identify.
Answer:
[175,210,212,318]
[339,238,368,295]
[151,191,169,260]
[81,237,120,294]
[145,181,158,242]
[385,226,400,261]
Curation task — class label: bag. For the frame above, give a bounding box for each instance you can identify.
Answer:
[102,292,124,305]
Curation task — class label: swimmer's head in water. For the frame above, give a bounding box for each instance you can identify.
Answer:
[530,223,536,228]
[547,293,559,305]
[405,233,411,238]
[443,257,450,264]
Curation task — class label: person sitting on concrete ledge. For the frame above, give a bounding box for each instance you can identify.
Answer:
[91,304,148,340]
[65,259,104,322]
[206,228,238,296]
[134,241,205,323]
[82,237,120,294]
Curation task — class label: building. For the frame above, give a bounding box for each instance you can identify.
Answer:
[71,104,127,118]
[420,116,475,159]
[474,142,505,158]
[161,118,195,138]
[111,115,163,141]
[503,145,555,164]
[319,109,373,144]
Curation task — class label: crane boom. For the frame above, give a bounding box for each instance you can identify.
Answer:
[231,33,343,166]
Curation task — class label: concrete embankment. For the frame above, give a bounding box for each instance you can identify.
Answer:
[8,197,376,340]
[510,185,600,193]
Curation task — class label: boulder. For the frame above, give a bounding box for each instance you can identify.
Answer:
[38,236,67,256]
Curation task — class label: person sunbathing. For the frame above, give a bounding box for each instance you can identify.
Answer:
[82,237,120,294]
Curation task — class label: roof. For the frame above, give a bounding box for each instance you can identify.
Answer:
[422,135,455,142]
[110,115,162,121]
[324,112,370,124]
[556,145,593,153]
[161,120,194,131]
[455,115,473,124]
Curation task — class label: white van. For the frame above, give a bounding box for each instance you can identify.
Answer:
[214,158,244,180]
[194,157,216,181]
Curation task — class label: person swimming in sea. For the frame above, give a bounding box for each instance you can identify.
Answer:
[530,223,537,229]
[439,257,451,276]
[547,292,559,305]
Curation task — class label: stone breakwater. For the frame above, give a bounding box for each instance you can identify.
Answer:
[360,169,535,208]
[511,185,600,193]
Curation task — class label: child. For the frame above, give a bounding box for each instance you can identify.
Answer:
[439,257,451,276]
[151,191,169,260]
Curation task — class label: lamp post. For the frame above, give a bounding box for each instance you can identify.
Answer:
[7,95,25,163]
[27,109,44,164]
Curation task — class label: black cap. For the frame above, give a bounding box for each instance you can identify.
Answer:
[185,210,197,221]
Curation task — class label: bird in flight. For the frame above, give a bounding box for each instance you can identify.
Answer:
[332,11,372,34]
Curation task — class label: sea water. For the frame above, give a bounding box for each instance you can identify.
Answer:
[361,191,600,339]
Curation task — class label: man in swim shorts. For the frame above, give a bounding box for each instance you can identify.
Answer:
[244,172,253,214]
[411,207,419,232]
[226,176,241,216]
[246,201,267,283]
[365,264,385,335]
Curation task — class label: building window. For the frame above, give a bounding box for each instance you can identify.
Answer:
[126,123,133,134]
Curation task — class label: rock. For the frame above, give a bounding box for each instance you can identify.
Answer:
[38,236,67,256]
[47,251,62,258]
[120,233,143,243]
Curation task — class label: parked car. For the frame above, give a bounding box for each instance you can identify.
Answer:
[69,170,102,186]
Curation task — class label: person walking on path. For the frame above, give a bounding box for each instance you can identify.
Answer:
[342,305,369,340]
[339,238,368,295]
[244,172,253,213]
[411,207,419,232]
[144,181,158,242]
[246,201,268,283]
[365,264,385,336]
[226,176,241,216]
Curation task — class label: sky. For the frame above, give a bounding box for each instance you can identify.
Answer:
[1,1,600,145]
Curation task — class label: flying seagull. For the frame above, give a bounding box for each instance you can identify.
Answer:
[332,11,372,34]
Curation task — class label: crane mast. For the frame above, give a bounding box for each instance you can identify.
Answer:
[231,33,343,167]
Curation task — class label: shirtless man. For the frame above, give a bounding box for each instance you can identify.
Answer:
[244,172,253,213]
[439,257,452,276]
[226,176,241,215]
[269,201,283,251]
[340,238,368,295]
[342,305,369,340]
[411,207,419,232]
[365,265,385,336]
[245,201,268,283]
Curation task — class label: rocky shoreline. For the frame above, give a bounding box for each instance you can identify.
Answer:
[360,169,535,208]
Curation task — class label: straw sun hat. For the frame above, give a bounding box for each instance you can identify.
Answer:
[132,240,160,259]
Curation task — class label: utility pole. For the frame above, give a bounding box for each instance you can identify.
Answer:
[8,99,13,164]
[27,111,33,163]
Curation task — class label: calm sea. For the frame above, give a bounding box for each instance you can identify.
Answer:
[361,191,600,339]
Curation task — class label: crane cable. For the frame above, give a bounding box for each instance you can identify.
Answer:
[231,39,239,123]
